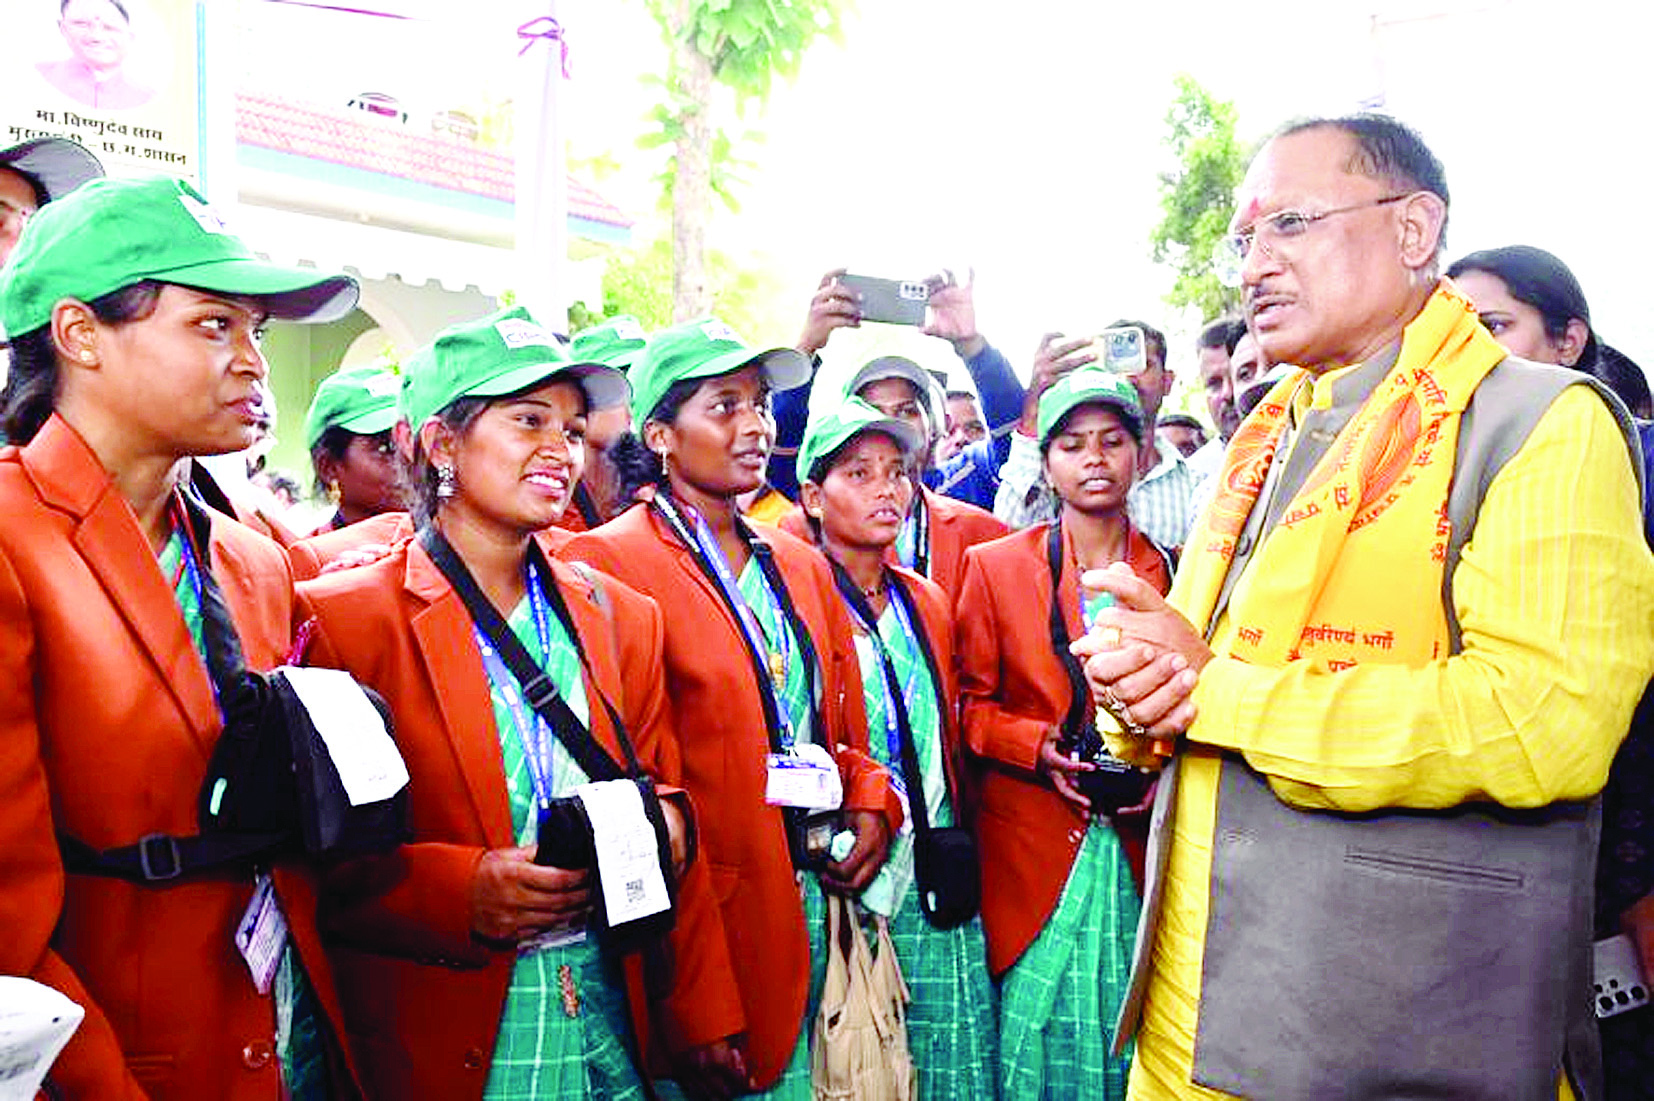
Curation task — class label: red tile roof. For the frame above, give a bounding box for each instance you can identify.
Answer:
[235,90,633,229]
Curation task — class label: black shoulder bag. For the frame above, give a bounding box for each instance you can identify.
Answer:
[417,526,676,952]
[833,564,980,929]
[1045,521,1152,814]
[59,488,409,885]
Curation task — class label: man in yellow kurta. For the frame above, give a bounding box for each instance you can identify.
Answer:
[1076,115,1654,1100]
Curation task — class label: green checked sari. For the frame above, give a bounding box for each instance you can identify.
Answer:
[994,588,1139,1100]
[855,601,1000,1100]
[480,594,646,1100]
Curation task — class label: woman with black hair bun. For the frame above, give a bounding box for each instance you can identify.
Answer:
[1448,244,1652,417]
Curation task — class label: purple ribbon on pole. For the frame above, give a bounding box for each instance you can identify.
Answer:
[517,15,570,76]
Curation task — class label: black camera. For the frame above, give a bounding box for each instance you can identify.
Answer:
[535,778,678,950]
[791,809,850,872]
[1062,729,1151,814]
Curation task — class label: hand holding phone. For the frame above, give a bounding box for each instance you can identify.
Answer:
[1097,325,1147,376]
[839,273,930,326]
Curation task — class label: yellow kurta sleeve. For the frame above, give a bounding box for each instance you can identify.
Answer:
[1190,385,1654,812]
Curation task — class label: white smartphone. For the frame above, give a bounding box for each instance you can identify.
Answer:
[1593,933,1650,1018]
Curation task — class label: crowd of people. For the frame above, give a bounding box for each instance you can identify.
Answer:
[1,109,1652,1101]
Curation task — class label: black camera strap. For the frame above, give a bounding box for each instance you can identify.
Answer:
[58,487,288,884]
[650,494,825,867]
[650,495,826,750]
[907,492,930,578]
[1045,520,1092,745]
[417,526,640,785]
[831,564,935,838]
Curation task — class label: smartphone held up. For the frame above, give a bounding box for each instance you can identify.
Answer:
[839,273,932,326]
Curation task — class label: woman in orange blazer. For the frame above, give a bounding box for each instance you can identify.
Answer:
[775,355,1008,605]
[795,397,998,1098]
[564,318,900,1099]
[955,370,1172,1100]
[0,176,361,1099]
[297,307,737,1100]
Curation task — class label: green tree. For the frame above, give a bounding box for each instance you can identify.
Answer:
[1150,75,1245,320]
[589,233,781,340]
[642,0,845,321]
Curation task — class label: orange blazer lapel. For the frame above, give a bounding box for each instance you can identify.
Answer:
[24,419,221,756]
[405,544,515,846]
[553,561,630,771]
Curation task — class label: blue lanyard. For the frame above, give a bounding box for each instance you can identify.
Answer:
[894,495,930,575]
[167,497,221,710]
[843,584,922,795]
[654,496,798,750]
[474,563,559,809]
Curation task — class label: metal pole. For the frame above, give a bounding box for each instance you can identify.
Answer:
[513,0,567,329]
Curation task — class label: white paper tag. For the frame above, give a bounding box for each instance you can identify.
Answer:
[495,317,555,349]
[235,875,288,996]
[700,319,742,345]
[518,925,586,954]
[178,192,232,235]
[0,978,83,1101]
[576,780,672,927]
[277,667,409,806]
[765,744,843,810]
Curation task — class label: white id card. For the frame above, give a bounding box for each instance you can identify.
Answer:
[235,874,289,996]
[765,744,843,810]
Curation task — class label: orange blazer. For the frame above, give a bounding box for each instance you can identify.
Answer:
[0,416,359,1101]
[287,514,572,583]
[954,521,1170,976]
[562,504,900,1089]
[287,511,414,582]
[296,540,742,1100]
[778,487,1008,605]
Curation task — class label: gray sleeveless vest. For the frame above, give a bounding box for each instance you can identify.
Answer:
[1115,357,1642,1101]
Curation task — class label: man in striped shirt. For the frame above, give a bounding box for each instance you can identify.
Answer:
[993,320,1198,549]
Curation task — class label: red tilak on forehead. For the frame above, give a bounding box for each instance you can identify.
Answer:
[1237,195,1264,226]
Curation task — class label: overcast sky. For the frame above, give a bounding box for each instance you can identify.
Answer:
[243,0,1654,391]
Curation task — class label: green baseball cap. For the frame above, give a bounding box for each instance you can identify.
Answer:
[0,176,358,337]
[570,315,647,369]
[303,363,402,450]
[1037,368,1145,447]
[798,396,922,486]
[400,306,629,432]
[629,317,811,427]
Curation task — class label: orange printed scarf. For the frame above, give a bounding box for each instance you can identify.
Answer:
[1171,281,1507,669]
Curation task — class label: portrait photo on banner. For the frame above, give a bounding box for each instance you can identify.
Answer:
[5,0,200,182]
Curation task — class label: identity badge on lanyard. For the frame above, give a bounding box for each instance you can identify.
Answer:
[235,874,289,996]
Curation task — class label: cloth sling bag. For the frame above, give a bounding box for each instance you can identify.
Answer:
[417,526,676,948]
[832,564,980,929]
[811,892,916,1101]
[651,495,828,869]
[61,487,408,883]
